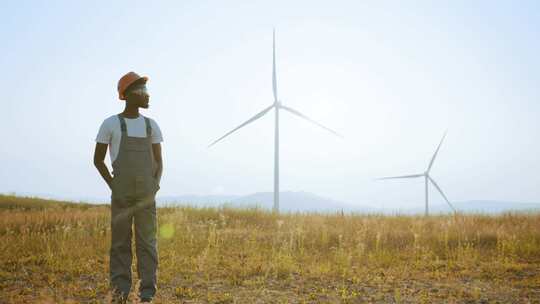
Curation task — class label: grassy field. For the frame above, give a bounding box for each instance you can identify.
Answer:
[1,194,539,303]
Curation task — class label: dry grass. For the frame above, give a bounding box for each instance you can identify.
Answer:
[1,194,539,303]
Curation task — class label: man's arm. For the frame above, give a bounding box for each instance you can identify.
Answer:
[93,143,113,190]
[152,143,163,184]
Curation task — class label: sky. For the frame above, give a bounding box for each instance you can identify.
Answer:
[1,0,539,209]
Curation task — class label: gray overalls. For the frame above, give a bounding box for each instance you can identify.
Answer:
[109,114,159,299]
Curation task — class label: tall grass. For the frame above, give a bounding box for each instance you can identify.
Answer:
[1,194,539,303]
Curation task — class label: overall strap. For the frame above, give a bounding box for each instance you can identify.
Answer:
[117,114,127,134]
[144,117,152,138]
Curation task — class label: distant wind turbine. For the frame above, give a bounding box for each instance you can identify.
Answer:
[377,132,456,216]
[209,29,342,213]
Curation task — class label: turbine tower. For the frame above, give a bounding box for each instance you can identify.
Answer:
[209,30,342,213]
[377,132,456,216]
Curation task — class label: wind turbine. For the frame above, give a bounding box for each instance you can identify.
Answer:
[377,132,456,216]
[208,30,342,213]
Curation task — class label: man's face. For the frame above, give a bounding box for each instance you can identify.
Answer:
[126,83,150,108]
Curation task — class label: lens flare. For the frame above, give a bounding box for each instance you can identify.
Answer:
[159,223,174,239]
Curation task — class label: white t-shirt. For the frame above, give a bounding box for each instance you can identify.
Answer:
[95,114,163,163]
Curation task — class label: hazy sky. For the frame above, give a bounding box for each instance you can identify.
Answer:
[1,1,539,209]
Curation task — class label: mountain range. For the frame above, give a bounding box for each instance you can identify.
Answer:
[157,191,380,213]
[157,191,540,215]
[3,191,540,214]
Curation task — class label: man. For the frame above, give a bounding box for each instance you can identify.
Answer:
[93,71,163,303]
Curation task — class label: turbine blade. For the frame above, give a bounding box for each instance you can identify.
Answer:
[428,176,456,213]
[272,29,278,102]
[377,173,424,180]
[427,131,447,172]
[208,104,274,147]
[280,105,343,138]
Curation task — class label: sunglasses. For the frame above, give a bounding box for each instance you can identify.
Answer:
[129,86,149,96]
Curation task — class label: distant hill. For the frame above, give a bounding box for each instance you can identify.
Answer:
[3,192,540,214]
[159,195,540,214]
[406,200,540,215]
[159,191,380,213]
[232,191,380,213]
[0,194,102,210]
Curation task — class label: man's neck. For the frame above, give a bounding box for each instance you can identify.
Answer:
[122,104,140,119]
